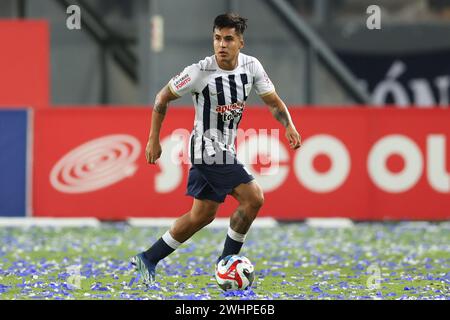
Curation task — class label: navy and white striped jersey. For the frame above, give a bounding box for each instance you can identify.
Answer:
[168,52,275,163]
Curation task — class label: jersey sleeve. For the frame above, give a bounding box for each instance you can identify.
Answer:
[253,58,275,97]
[168,64,200,97]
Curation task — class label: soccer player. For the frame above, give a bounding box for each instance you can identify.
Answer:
[131,13,301,284]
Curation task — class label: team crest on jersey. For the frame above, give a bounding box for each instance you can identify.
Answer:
[216,102,245,121]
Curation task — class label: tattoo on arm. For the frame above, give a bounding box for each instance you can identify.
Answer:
[153,102,168,115]
[271,105,290,128]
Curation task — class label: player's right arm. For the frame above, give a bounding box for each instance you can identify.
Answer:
[146,85,179,164]
[146,63,200,164]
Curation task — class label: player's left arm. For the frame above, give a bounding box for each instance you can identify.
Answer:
[261,91,301,150]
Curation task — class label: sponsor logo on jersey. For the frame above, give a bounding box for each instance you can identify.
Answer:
[173,73,191,90]
[216,102,245,121]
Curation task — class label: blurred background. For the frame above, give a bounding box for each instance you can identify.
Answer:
[1,0,450,107]
[1,2,449,301]
[0,0,449,220]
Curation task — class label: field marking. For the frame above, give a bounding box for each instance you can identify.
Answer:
[305,218,354,228]
[127,217,278,228]
[0,217,101,227]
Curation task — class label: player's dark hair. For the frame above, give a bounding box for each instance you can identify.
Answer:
[213,13,248,35]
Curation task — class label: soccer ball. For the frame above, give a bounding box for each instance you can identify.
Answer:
[215,255,255,291]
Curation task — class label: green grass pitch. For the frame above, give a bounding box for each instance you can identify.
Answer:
[0,222,449,300]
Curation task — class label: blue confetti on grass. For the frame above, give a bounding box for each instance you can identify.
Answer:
[0,223,449,300]
[311,285,322,293]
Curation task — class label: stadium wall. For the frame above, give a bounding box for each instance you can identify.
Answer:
[0,109,30,217]
[0,20,49,108]
[23,0,353,106]
[23,107,450,221]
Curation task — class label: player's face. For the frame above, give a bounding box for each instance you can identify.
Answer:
[213,27,244,68]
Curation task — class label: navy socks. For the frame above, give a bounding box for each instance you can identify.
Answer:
[219,227,247,261]
[144,230,181,265]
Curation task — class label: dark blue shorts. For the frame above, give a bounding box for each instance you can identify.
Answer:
[186,161,255,203]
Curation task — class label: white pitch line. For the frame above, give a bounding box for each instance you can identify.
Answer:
[305,218,354,228]
[127,217,278,228]
[0,218,101,227]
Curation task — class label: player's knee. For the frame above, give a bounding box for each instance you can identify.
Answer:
[240,185,264,211]
[248,191,264,211]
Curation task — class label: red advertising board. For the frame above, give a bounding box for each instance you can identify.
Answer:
[33,107,450,220]
[0,20,49,107]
